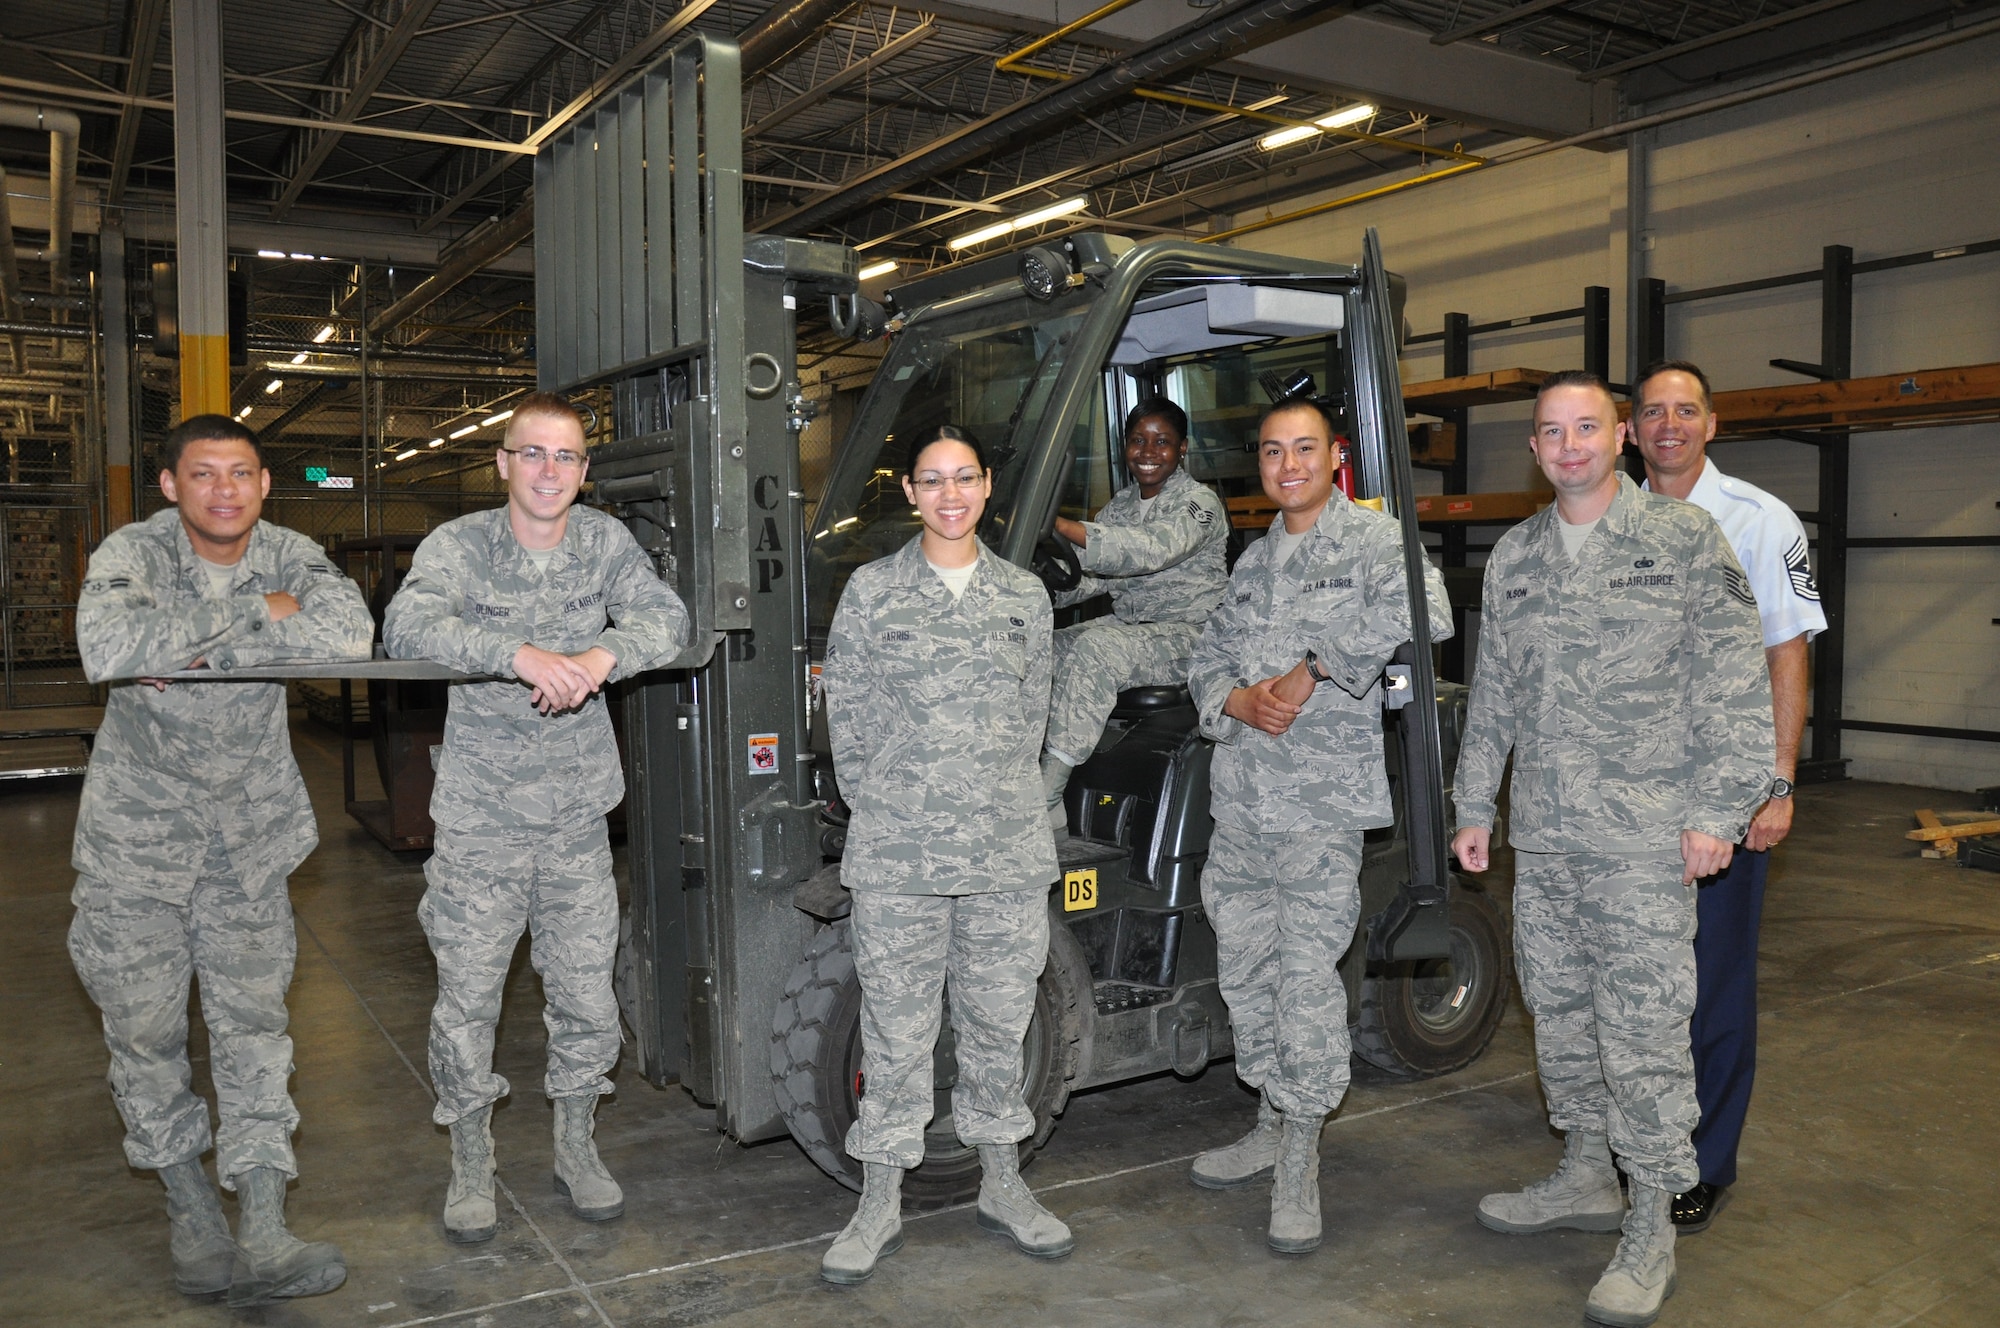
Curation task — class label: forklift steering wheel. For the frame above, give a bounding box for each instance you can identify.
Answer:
[1032,531,1083,594]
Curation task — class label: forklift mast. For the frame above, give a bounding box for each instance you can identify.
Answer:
[533,35,848,1142]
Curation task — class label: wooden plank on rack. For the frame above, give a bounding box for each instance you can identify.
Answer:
[1619,362,2000,438]
[1404,368,1554,412]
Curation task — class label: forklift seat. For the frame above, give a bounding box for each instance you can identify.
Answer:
[1111,685,1194,719]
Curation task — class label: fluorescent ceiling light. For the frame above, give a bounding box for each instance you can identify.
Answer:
[235,406,252,419]
[395,448,419,461]
[312,324,336,343]
[290,252,313,261]
[947,220,1013,251]
[1012,196,1090,229]
[1258,125,1318,150]
[449,424,478,439]
[290,352,308,365]
[857,259,901,281]
[1259,102,1376,151]
[264,379,283,394]
[428,437,445,448]
[256,250,286,259]
[947,195,1092,250]
[482,410,513,426]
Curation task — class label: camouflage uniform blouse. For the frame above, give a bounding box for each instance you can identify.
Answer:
[1187,497,1452,836]
[382,505,689,830]
[1056,466,1228,623]
[72,510,373,901]
[1453,474,1773,853]
[822,537,1059,895]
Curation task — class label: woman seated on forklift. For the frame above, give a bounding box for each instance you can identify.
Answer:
[815,423,1074,1285]
[1041,398,1229,828]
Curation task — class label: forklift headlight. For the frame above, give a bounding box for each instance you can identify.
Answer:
[1018,245,1072,303]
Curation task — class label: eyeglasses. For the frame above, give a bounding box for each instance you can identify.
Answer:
[504,445,587,469]
[910,470,984,493]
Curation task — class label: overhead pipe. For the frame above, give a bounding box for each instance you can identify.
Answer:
[764,0,1354,236]
[0,101,81,290]
[738,0,857,76]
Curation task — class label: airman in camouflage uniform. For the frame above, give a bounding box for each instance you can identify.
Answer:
[382,394,689,1243]
[1042,399,1227,823]
[1452,372,1772,1328]
[816,427,1069,1285]
[69,415,370,1305]
[1185,398,1451,1255]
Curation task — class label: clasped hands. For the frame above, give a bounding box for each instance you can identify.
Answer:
[513,643,618,715]
[1222,659,1318,737]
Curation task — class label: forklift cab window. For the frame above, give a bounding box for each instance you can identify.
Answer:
[1055,381,1118,527]
[1169,335,1347,488]
[807,294,1087,644]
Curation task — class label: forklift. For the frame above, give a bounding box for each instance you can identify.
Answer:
[533,36,1510,1207]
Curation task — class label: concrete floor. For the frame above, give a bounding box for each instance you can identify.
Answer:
[4,713,1998,1327]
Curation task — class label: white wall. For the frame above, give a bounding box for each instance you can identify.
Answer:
[1230,34,2000,791]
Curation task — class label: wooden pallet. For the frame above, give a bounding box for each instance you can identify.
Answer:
[1907,809,2000,859]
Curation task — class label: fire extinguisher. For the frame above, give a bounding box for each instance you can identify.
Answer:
[1333,434,1356,500]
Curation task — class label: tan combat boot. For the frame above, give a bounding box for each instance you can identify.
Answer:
[1586,1182,1677,1327]
[1266,1114,1324,1254]
[552,1095,624,1222]
[1191,1094,1281,1189]
[444,1105,498,1243]
[976,1144,1074,1257]
[226,1167,347,1307]
[159,1158,236,1300]
[821,1162,905,1284]
[1477,1130,1626,1234]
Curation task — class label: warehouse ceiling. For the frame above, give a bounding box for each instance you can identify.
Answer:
[0,0,1993,476]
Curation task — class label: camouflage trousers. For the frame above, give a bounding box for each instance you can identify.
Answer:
[1201,822,1363,1119]
[419,815,618,1126]
[67,839,300,1185]
[1512,849,1700,1193]
[845,888,1050,1169]
[1045,619,1202,766]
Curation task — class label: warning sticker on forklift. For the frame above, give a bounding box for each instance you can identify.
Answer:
[747,733,780,775]
[1063,868,1098,912]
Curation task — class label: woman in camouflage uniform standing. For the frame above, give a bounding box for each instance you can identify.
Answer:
[816,425,1072,1284]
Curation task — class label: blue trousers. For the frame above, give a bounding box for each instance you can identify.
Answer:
[1690,845,1768,1188]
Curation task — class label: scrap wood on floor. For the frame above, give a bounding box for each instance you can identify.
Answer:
[1906,809,2000,859]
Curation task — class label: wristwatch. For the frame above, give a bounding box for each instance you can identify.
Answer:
[1768,777,1795,800]
[1304,651,1330,684]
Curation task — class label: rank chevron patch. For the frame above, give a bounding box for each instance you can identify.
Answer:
[1784,534,1820,601]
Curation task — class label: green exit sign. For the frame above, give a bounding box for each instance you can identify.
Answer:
[304,466,328,482]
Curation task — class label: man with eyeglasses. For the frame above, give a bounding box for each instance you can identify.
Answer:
[384,392,689,1246]
[1040,397,1228,829]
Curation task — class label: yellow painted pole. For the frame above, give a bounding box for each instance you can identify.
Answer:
[172,0,230,423]
[178,333,231,418]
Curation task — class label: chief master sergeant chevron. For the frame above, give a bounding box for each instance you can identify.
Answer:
[69,413,372,1307]
[383,392,689,1246]
[1451,370,1772,1328]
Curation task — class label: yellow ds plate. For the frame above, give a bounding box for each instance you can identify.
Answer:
[1063,868,1098,912]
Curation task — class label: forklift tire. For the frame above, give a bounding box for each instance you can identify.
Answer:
[1352,884,1510,1079]
[769,913,1085,1209]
